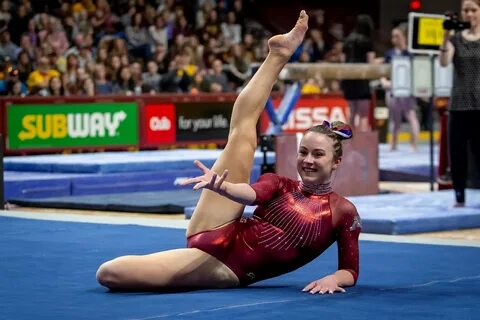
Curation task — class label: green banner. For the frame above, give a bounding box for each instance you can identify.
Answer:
[7,103,138,150]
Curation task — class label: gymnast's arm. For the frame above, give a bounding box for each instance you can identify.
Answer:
[303,201,361,294]
[179,160,256,205]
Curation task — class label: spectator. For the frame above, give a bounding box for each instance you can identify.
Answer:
[107,54,122,82]
[0,30,19,61]
[15,50,33,83]
[48,75,64,96]
[14,33,35,60]
[208,58,229,92]
[381,24,419,152]
[142,60,161,91]
[202,10,220,41]
[149,14,168,49]
[72,9,93,38]
[81,76,95,96]
[39,16,69,56]
[306,28,326,61]
[187,34,205,68]
[8,3,31,45]
[152,43,170,74]
[125,12,152,61]
[63,53,79,86]
[7,79,24,96]
[113,65,135,95]
[0,0,11,27]
[93,63,113,95]
[26,55,60,91]
[225,43,250,86]
[341,15,376,132]
[173,14,192,39]
[190,69,211,94]
[95,46,108,65]
[26,18,38,47]
[221,11,241,45]
[323,40,344,62]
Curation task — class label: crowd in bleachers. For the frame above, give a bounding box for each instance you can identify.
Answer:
[0,0,347,97]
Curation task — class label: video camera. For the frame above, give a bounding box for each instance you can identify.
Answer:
[443,12,471,30]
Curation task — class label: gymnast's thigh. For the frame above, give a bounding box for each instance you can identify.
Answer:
[99,248,240,289]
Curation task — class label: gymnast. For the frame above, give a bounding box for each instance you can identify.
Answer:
[96,10,361,294]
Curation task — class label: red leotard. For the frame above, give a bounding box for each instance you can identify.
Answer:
[187,173,361,286]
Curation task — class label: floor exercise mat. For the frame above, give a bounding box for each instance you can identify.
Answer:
[185,189,480,234]
[8,189,201,213]
[1,216,479,320]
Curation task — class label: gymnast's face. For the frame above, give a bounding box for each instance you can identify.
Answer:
[297,132,340,185]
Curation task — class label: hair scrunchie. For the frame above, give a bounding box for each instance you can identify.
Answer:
[321,120,353,140]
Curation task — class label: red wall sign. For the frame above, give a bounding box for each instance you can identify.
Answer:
[144,104,176,144]
[259,96,350,134]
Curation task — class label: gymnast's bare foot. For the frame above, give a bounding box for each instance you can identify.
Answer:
[268,10,308,59]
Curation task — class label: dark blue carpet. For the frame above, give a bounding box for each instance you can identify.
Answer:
[1,216,478,320]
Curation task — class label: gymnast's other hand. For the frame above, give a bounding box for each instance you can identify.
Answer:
[302,275,346,295]
[180,160,229,193]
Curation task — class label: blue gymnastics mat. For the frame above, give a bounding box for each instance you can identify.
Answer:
[5,166,261,200]
[4,149,270,199]
[4,149,275,173]
[185,189,480,234]
[0,216,478,320]
[379,144,439,182]
[7,189,201,213]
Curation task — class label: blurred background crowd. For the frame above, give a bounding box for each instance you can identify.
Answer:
[0,0,356,97]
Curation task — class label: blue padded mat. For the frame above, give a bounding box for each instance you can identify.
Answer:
[8,189,201,213]
[379,144,438,181]
[0,216,479,320]
[185,189,480,234]
[4,150,276,173]
[5,167,261,199]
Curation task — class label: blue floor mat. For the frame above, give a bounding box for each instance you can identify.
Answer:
[0,216,478,320]
[379,144,438,181]
[4,150,275,173]
[7,189,201,213]
[5,167,261,200]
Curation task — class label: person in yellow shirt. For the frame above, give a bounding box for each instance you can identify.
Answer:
[26,56,61,91]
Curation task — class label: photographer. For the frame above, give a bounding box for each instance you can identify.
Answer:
[439,0,480,207]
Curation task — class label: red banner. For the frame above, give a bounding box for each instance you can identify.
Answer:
[144,104,176,144]
[259,96,350,134]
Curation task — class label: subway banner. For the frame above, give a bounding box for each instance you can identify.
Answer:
[259,96,350,134]
[7,102,138,150]
[174,102,232,142]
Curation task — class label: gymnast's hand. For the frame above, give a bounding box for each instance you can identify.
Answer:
[302,275,346,295]
[180,160,229,193]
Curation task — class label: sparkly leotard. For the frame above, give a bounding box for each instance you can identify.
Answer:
[187,173,362,286]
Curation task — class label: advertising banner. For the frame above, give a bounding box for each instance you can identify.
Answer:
[7,103,138,150]
[175,102,232,142]
[144,104,176,145]
[259,96,350,134]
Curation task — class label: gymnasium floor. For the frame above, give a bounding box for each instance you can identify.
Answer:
[2,180,479,320]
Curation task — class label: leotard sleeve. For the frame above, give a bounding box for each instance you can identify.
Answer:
[336,199,362,284]
[250,173,282,205]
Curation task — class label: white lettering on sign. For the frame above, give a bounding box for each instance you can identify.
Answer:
[282,106,347,131]
[177,114,229,131]
[149,116,171,131]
